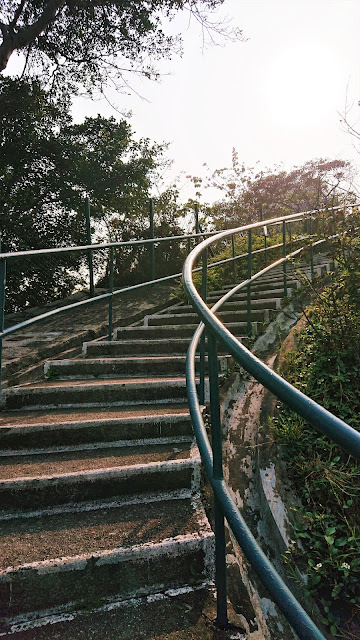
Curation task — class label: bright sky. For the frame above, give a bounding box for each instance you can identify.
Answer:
[7,0,360,202]
[71,0,360,201]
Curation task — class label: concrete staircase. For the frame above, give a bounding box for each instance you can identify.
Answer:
[0,258,329,637]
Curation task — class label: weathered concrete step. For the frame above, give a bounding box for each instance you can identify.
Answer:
[0,440,193,480]
[44,354,230,380]
[0,496,213,619]
[219,275,300,291]
[2,378,194,411]
[0,449,200,512]
[164,297,282,315]
[83,337,194,357]
[0,408,192,450]
[217,263,330,293]
[144,308,270,326]
[82,338,248,358]
[207,286,293,301]
[114,322,259,341]
[1,585,216,640]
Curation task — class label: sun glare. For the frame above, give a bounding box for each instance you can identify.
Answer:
[263,42,343,132]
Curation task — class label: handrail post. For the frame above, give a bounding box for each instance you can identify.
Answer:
[194,203,200,240]
[282,221,287,298]
[247,229,252,336]
[149,198,155,281]
[0,250,5,409]
[289,221,292,253]
[309,215,314,279]
[231,235,236,284]
[85,197,95,297]
[208,331,228,628]
[263,225,268,267]
[108,246,114,342]
[199,248,208,405]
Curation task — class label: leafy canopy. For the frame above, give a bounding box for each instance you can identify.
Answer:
[0,77,167,309]
[193,151,357,230]
[0,1,233,95]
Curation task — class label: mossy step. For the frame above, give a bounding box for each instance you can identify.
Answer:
[82,338,248,357]
[206,287,293,301]
[0,449,200,512]
[163,297,282,314]
[0,496,213,619]
[144,309,269,327]
[0,408,192,450]
[43,355,230,380]
[113,322,259,341]
[2,378,192,411]
[1,586,218,640]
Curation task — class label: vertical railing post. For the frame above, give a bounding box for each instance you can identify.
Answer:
[289,222,292,253]
[247,229,252,336]
[309,215,314,279]
[108,246,114,342]
[187,236,191,255]
[0,244,5,408]
[85,197,95,297]
[194,203,200,240]
[282,221,288,298]
[199,249,208,405]
[263,225,268,267]
[332,207,336,237]
[231,235,236,284]
[207,331,228,628]
[149,198,155,281]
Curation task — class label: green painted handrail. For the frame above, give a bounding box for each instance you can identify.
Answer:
[183,206,360,639]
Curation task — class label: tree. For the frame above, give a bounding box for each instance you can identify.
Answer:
[0,77,167,309]
[202,152,357,230]
[0,1,235,96]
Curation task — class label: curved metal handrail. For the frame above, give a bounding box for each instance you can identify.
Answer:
[183,209,360,639]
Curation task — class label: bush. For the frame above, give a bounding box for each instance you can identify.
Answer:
[271,225,360,634]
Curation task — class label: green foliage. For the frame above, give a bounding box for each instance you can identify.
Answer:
[198,152,357,229]
[0,1,232,97]
[272,224,360,628]
[100,187,188,288]
[0,77,167,311]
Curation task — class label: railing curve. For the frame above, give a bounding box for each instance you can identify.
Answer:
[182,207,360,640]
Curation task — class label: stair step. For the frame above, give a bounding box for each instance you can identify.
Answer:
[144,309,269,326]
[114,322,259,341]
[220,276,300,291]
[82,338,247,357]
[165,297,282,314]
[1,585,215,640]
[0,441,193,481]
[0,407,192,450]
[207,287,294,301]
[2,378,193,411]
[0,494,213,618]
[83,337,194,357]
[0,447,199,512]
[44,354,230,380]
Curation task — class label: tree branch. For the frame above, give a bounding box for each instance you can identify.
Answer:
[10,0,27,30]
[0,0,66,72]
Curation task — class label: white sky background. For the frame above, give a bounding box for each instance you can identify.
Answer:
[71,0,360,203]
[7,0,360,203]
